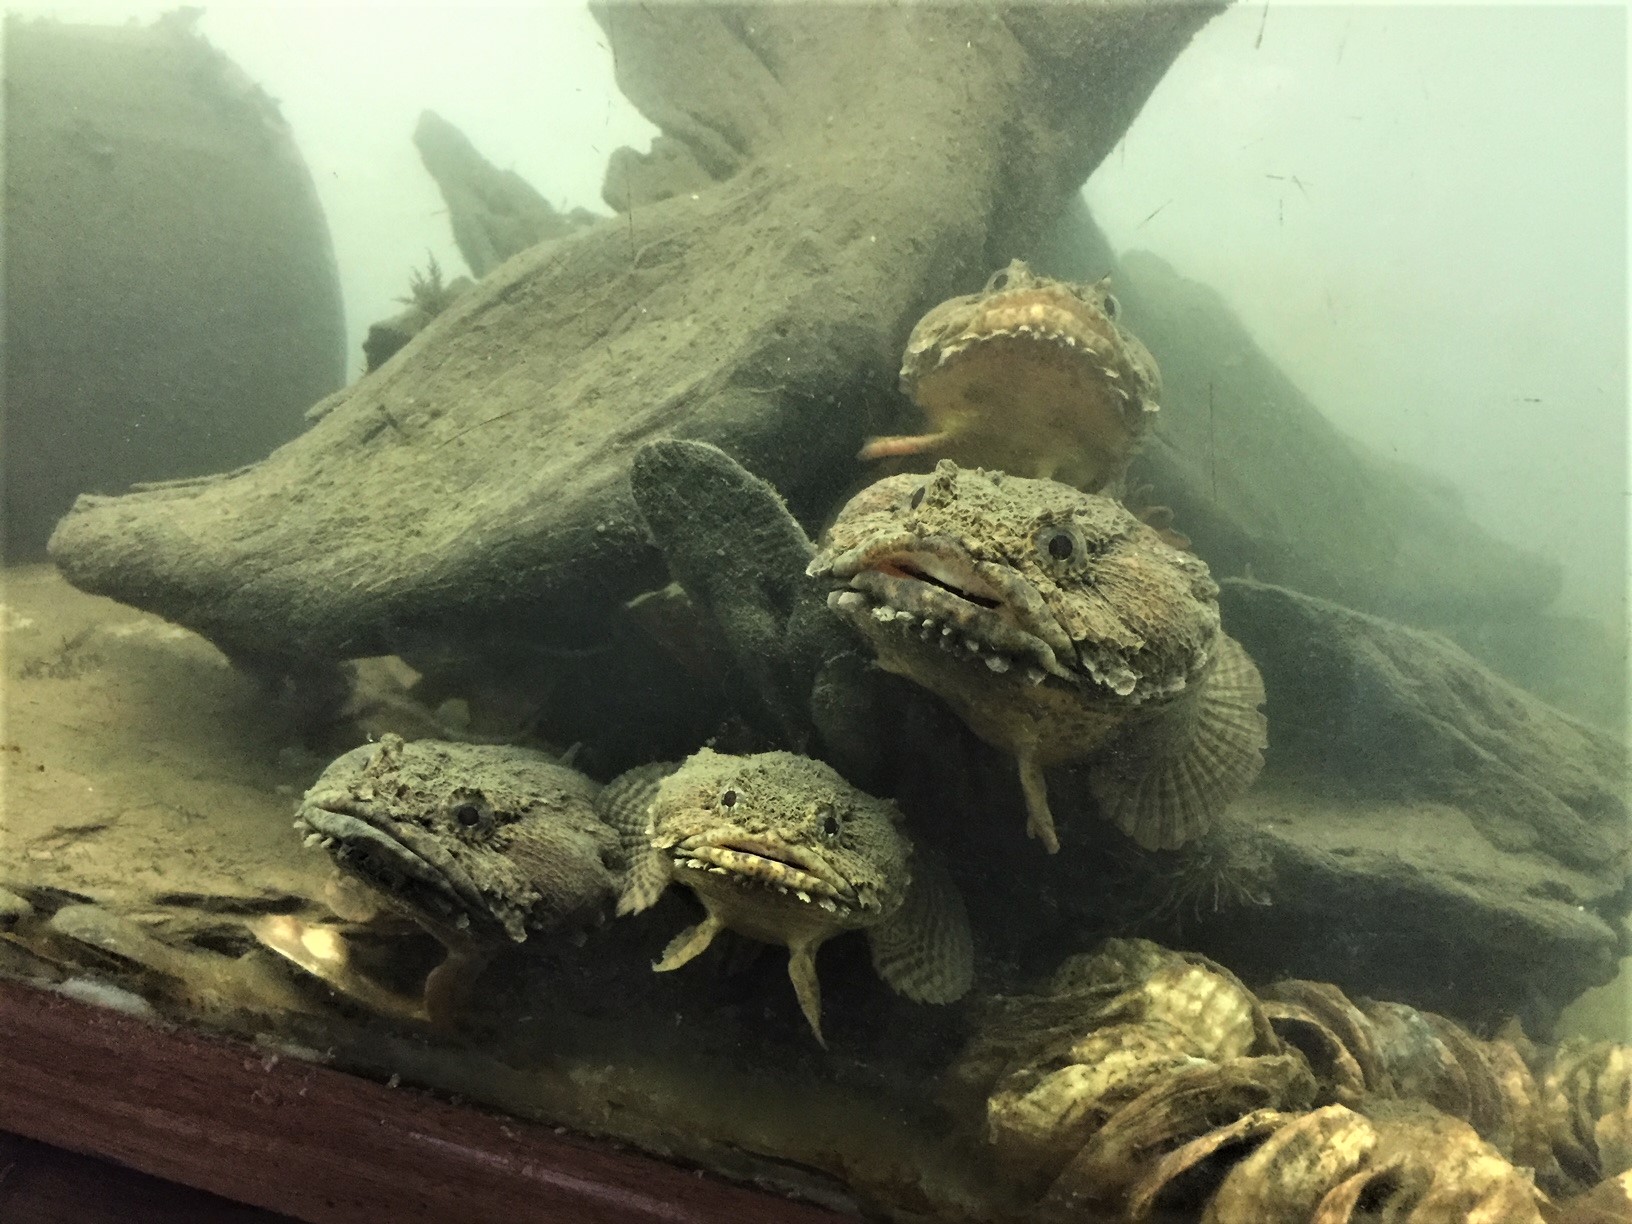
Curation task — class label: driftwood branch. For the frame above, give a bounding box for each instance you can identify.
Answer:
[49,3,1220,671]
[413,110,596,277]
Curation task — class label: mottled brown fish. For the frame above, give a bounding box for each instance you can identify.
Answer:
[259,734,622,1025]
[861,259,1160,494]
[810,461,1266,854]
[603,748,973,1046]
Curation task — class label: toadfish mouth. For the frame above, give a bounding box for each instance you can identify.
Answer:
[933,319,1137,404]
[662,832,869,915]
[295,800,490,931]
[810,539,1079,684]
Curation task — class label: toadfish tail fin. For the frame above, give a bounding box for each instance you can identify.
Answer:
[597,762,678,915]
[867,850,974,1004]
[1089,633,1268,851]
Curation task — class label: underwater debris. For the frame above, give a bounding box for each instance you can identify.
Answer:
[1220,578,1629,881]
[13,624,102,681]
[602,748,972,1047]
[46,3,1224,682]
[361,252,473,372]
[0,882,318,1020]
[1137,825,1275,932]
[413,110,598,279]
[396,252,457,317]
[812,461,1266,853]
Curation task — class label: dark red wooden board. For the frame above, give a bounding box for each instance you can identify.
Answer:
[0,979,847,1223]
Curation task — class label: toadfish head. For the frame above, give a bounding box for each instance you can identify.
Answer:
[295,734,618,944]
[646,748,911,928]
[810,461,1220,704]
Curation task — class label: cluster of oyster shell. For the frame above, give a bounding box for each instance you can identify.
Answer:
[945,938,1632,1222]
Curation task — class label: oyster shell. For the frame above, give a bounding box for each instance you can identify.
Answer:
[1543,1039,1632,1189]
[985,1023,1197,1190]
[1263,980,1392,1096]
[1263,1000,1369,1108]
[959,940,1309,1206]
[1042,1056,1316,1209]
[1125,1107,1300,1221]
[956,938,1632,1221]
[1311,1106,1547,1223]
[1544,1168,1632,1224]
[1359,1000,1473,1120]
[1202,1105,1377,1223]
[950,938,1268,1117]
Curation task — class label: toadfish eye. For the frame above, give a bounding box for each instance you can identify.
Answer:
[1102,293,1120,320]
[1038,522,1085,565]
[908,484,926,510]
[721,789,738,807]
[986,269,1010,291]
[819,808,842,838]
[453,803,483,828]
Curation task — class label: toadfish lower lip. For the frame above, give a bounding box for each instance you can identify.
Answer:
[815,526,1086,680]
[297,808,452,887]
[828,578,1074,683]
[296,804,488,919]
[667,834,866,912]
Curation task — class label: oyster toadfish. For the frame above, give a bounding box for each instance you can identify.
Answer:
[602,748,973,1046]
[863,259,1160,495]
[811,461,1266,852]
[259,734,623,1026]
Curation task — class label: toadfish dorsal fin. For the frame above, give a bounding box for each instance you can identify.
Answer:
[1089,634,1268,851]
[867,849,974,1004]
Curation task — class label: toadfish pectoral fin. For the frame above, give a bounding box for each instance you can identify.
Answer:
[857,432,951,462]
[1017,747,1062,854]
[653,911,725,973]
[786,939,826,1047]
[599,762,679,916]
[867,852,973,1005]
[1089,633,1268,851]
[618,848,672,917]
[422,943,497,1032]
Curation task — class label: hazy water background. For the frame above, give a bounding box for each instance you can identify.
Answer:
[12,0,1628,632]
